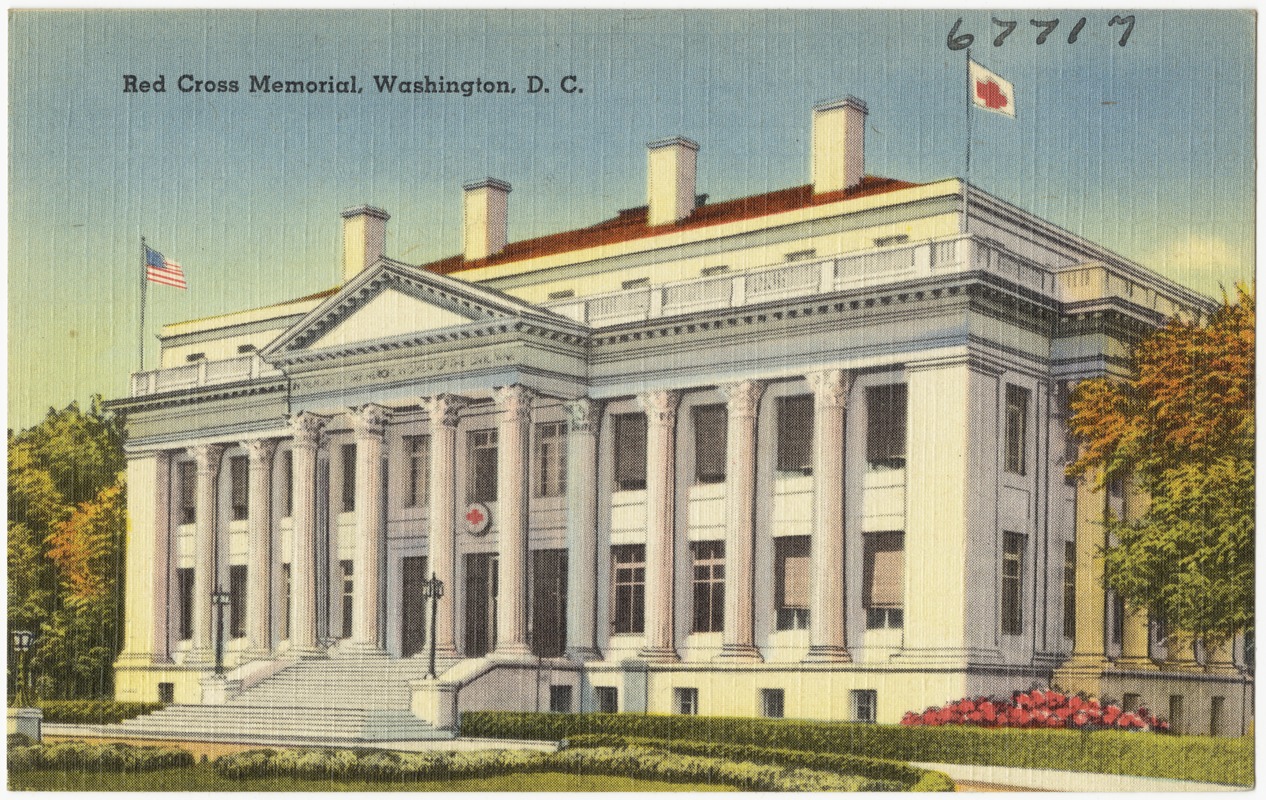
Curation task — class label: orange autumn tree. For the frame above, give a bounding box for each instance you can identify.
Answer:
[1068,284,1254,642]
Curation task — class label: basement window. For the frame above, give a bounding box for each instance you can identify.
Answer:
[547,289,575,300]
[785,249,817,262]
[621,277,650,290]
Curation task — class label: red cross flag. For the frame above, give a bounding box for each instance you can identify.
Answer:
[969,59,1015,118]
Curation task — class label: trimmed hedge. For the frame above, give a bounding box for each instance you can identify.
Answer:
[566,734,954,791]
[212,745,898,791]
[36,700,163,725]
[462,711,1253,787]
[8,740,194,772]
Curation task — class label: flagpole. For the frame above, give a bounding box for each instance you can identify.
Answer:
[139,236,148,373]
[963,49,973,235]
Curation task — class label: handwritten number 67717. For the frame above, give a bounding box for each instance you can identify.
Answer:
[946,16,1134,50]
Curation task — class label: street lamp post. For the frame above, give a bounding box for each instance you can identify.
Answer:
[211,588,231,676]
[419,573,444,679]
[11,630,33,707]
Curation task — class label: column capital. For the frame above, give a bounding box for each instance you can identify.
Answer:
[241,437,279,466]
[351,403,391,440]
[494,384,536,424]
[425,394,467,429]
[806,368,852,409]
[187,443,226,474]
[288,412,328,449]
[637,389,681,426]
[719,380,765,418]
[565,397,604,434]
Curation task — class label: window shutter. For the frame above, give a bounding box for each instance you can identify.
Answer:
[864,532,904,608]
[783,550,810,609]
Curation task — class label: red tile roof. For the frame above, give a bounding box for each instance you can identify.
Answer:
[424,176,918,275]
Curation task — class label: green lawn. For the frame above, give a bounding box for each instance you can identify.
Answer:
[10,765,735,792]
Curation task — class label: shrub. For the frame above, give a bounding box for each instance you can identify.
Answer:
[565,733,952,791]
[7,740,193,772]
[212,744,895,791]
[461,711,1252,787]
[35,700,163,725]
[902,690,1170,733]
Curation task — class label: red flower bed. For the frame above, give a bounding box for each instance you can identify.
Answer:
[901,689,1170,733]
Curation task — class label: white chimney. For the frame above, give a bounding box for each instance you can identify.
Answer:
[646,137,699,226]
[811,96,868,195]
[463,178,511,261]
[341,205,389,282]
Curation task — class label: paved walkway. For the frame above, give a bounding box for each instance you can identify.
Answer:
[912,762,1246,792]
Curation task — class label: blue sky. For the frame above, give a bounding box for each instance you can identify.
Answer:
[8,9,1255,430]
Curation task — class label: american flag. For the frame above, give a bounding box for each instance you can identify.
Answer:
[145,245,187,289]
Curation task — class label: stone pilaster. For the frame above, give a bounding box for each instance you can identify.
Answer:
[803,369,852,663]
[564,397,603,662]
[638,389,682,663]
[716,380,764,663]
[426,394,465,659]
[349,404,389,652]
[287,413,327,658]
[494,385,535,658]
[242,438,277,658]
[187,443,226,665]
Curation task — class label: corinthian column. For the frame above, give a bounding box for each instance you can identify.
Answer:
[494,385,535,657]
[350,404,390,651]
[564,397,603,661]
[638,389,682,663]
[426,394,465,659]
[288,413,327,658]
[804,369,852,663]
[243,438,277,658]
[187,443,225,665]
[717,380,764,662]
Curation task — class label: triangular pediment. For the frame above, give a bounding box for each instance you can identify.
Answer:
[262,257,577,360]
[307,287,478,350]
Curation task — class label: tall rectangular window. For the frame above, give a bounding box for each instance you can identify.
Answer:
[535,421,567,498]
[863,532,904,629]
[776,395,813,474]
[761,689,785,719]
[179,461,197,525]
[1063,542,1077,640]
[468,429,498,502]
[1110,593,1125,646]
[866,384,907,470]
[405,435,430,508]
[611,544,646,634]
[1210,696,1226,736]
[775,536,810,630]
[177,567,194,641]
[281,563,292,640]
[341,560,354,638]
[612,413,647,491]
[1001,532,1025,635]
[690,541,725,633]
[282,450,294,518]
[341,443,357,512]
[1004,384,1030,476]
[229,455,249,521]
[693,404,727,484]
[228,564,247,639]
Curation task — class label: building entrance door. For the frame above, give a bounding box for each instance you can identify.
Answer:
[531,549,568,657]
[400,556,427,657]
[464,553,498,657]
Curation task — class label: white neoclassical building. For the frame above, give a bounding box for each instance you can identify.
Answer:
[109,98,1251,741]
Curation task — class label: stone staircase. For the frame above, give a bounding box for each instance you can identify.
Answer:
[96,651,458,745]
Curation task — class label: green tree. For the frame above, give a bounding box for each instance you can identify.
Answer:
[7,397,126,699]
[1068,285,1254,642]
